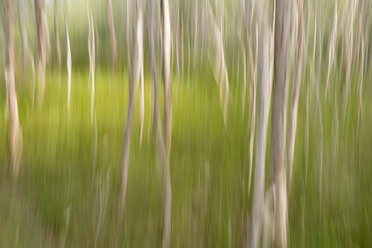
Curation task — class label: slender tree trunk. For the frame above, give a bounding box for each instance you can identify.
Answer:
[65,10,71,112]
[250,7,272,247]
[126,0,132,70]
[55,0,61,71]
[18,0,27,72]
[343,0,356,117]
[149,0,159,135]
[324,4,338,98]
[88,9,96,122]
[120,6,144,215]
[161,0,172,247]
[243,0,257,194]
[207,0,230,125]
[35,0,50,106]
[272,0,290,246]
[107,0,117,70]
[5,0,22,178]
[287,0,305,187]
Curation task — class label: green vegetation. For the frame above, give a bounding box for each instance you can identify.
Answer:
[0,70,371,247]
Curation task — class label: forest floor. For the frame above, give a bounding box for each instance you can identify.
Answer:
[0,70,371,247]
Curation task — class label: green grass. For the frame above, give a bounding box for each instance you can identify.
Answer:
[0,69,371,247]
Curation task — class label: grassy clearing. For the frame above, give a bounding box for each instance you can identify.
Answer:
[0,70,371,247]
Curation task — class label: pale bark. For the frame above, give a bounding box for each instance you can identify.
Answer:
[272,0,290,246]
[356,0,367,135]
[55,0,61,71]
[149,0,160,136]
[18,0,27,72]
[126,0,132,70]
[120,6,144,215]
[107,0,117,70]
[250,4,272,248]
[161,0,172,246]
[5,0,22,177]
[243,0,257,194]
[324,4,338,97]
[207,0,230,125]
[316,29,324,227]
[88,9,96,122]
[65,11,71,112]
[139,55,145,146]
[287,0,305,187]
[342,0,356,113]
[178,9,184,77]
[35,0,50,106]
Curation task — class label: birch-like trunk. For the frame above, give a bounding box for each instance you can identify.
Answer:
[18,0,27,72]
[35,0,50,106]
[324,4,338,98]
[250,3,272,247]
[5,0,22,177]
[55,0,61,71]
[107,0,117,70]
[342,0,356,114]
[65,10,71,112]
[207,0,230,126]
[120,6,144,215]
[161,0,172,247]
[88,9,96,122]
[287,0,305,187]
[243,0,257,193]
[272,0,290,246]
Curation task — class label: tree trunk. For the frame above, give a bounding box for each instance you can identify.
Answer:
[120,5,144,215]
[272,0,291,246]
[5,0,22,178]
[35,0,50,106]
[287,0,305,187]
[55,0,61,71]
[250,6,272,247]
[207,0,230,126]
[88,9,96,122]
[243,0,257,194]
[107,0,117,70]
[65,10,71,112]
[161,0,172,247]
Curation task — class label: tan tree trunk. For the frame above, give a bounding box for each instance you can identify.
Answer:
[287,0,305,187]
[126,0,132,70]
[5,0,22,177]
[207,0,230,126]
[243,0,258,194]
[161,0,173,247]
[120,5,144,215]
[107,0,117,70]
[35,0,50,106]
[55,0,61,71]
[272,0,291,246]
[88,9,96,122]
[324,4,338,97]
[65,10,71,112]
[250,4,272,247]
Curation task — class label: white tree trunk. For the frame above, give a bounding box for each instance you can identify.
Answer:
[107,0,117,70]
[250,9,272,247]
[287,0,305,187]
[88,9,96,122]
[55,0,61,71]
[65,12,71,113]
[120,6,144,215]
[207,0,230,125]
[35,0,50,106]
[272,0,291,246]
[5,0,22,177]
[161,0,173,247]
